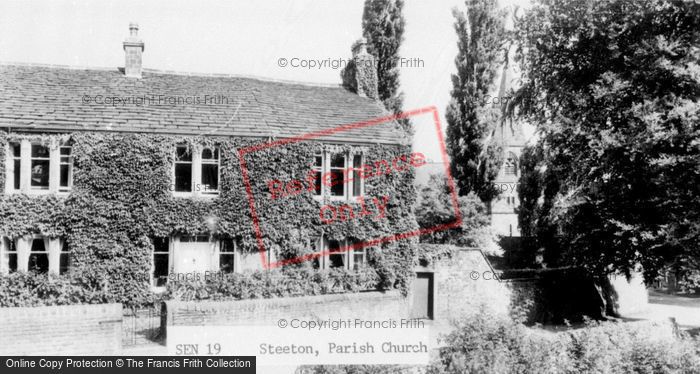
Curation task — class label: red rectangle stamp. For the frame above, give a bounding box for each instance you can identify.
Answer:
[238,106,461,269]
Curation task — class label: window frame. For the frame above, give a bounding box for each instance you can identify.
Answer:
[200,146,220,196]
[5,140,73,195]
[313,149,364,202]
[315,237,366,270]
[58,146,73,193]
[30,144,51,191]
[172,144,220,198]
[0,237,18,274]
[27,236,49,274]
[151,237,171,289]
[218,238,238,274]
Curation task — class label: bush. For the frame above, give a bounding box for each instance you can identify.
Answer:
[164,266,381,302]
[0,272,111,307]
[428,313,700,374]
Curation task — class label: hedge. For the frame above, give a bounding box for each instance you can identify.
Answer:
[0,266,382,308]
[427,313,700,374]
[165,266,381,301]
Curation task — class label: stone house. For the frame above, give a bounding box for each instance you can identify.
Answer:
[0,24,415,296]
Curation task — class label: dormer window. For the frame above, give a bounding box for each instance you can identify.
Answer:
[5,140,73,194]
[173,145,220,197]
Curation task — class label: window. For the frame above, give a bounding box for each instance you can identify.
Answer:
[353,246,366,270]
[30,145,50,190]
[173,145,220,197]
[504,152,518,176]
[10,143,20,190]
[314,238,366,270]
[6,140,73,194]
[219,238,236,273]
[352,154,363,197]
[329,153,346,198]
[312,154,323,196]
[200,147,219,195]
[312,150,363,200]
[59,146,73,192]
[28,238,49,273]
[152,237,169,287]
[1,238,17,273]
[1,236,65,274]
[59,240,71,275]
[174,146,193,193]
[327,240,345,268]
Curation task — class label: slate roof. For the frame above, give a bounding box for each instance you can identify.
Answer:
[0,63,404,145]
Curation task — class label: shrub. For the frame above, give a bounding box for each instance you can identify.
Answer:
[164,266,381,302]
[428,313,700,374]
[0,272,111,307]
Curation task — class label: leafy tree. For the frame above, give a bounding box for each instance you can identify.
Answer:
[342,0,411,134]
[515,144,562,267]
[445,0,507,201]
[512,0,700,280]
[415,174,496,252]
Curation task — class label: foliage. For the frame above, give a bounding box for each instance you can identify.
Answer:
[415,174,497,254]
[427,312,700,374]
[342,0,411,134]
[0,132,418,306]
[512,0,700,280]
[515,144,560,266]
[296,365,415,374]
[164,267,381,301]
[0,272,111,307]
[445,0,507,201]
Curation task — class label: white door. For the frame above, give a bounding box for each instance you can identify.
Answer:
[174,237,213,274]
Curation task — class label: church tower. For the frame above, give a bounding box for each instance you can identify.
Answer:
[488,58,526,237]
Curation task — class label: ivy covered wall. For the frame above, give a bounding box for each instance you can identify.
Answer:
[0,131,418,306]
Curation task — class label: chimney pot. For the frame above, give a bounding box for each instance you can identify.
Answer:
[123,22,144,78]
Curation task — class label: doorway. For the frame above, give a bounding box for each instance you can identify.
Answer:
[411,272,434,319]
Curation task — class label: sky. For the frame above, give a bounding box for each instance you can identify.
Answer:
[0,0,532,161]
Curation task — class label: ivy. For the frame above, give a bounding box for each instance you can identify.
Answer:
[0,131,418,306]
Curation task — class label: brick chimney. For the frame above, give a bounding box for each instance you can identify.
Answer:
[352,38,379,100]
[123,22,144,78]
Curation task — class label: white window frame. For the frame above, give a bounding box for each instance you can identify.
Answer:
[58,238,70,275]
[316,236,366,270]
[58,146,73,193]
[172,144,220,198]
[0,237,18,274]
[313,149,364,202]
[217,237,239,274]
[5,140,72,195]
[1,235,63,274]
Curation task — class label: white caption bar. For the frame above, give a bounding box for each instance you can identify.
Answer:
[168,325,430,366]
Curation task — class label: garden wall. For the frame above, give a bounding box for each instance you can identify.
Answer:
[0,303,122,355]
[426,248,512,321]
[163,290,408,330]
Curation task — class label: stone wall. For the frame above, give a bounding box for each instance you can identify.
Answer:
[164,291,408,330]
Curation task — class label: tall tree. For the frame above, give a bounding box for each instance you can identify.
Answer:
[342,0,410,134]
[513,0,700,280]
[445,0,506,201]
